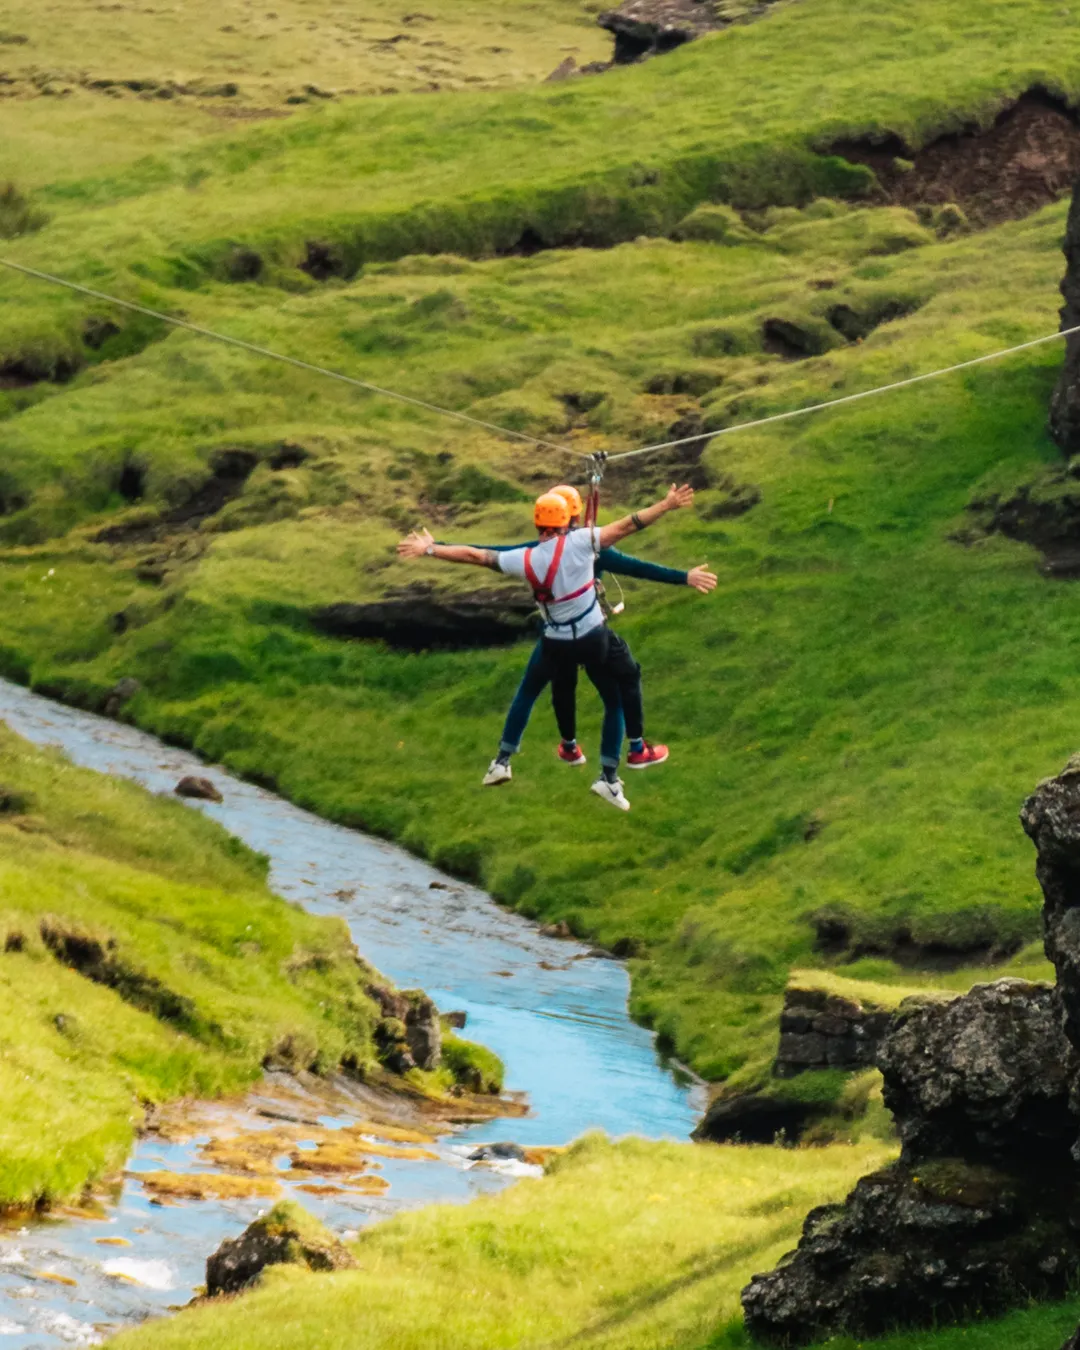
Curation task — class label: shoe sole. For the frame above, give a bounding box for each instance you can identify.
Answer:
[482,775,512,787]
[558,756,588,767]
[625,755,669,771]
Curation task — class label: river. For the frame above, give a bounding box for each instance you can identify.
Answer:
[0,677,702,1348]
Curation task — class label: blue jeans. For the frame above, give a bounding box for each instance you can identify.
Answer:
[499,632,627,769]
[499,641,554,757]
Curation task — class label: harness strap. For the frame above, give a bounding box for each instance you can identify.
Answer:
[552,579,594,605]
[523,533,567,605]
[542,594,600,630]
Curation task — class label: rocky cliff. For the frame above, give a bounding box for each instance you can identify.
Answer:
[742,753,1080,1347]
[742,981,1080,1345]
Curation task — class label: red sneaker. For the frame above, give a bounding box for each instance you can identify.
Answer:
[557,742,587,766]
[626,741,669,770]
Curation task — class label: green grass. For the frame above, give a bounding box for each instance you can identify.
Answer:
[3,0,1080,313]
[0,722,453,1209]
[104,1132,1080,1350]
[0,192,1066,1090]
[109,1132,896,1350]
[0,0,608,191]
[4,2,1080,1346]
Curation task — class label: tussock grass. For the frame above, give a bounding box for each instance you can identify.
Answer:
[0,723,395,1208]
[0,0,608,191]
[2,0,1080,303]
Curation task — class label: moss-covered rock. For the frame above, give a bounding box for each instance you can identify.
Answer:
[205,1200,356,1296]
[742,1160,1080,1345]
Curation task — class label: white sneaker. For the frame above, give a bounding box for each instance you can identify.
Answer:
[590,777,630,812]
[483,760,512,787]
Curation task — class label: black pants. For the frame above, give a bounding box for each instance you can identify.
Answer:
[543,627,642,768]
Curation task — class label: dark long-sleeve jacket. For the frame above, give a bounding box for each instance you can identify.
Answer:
[474,542,688,586]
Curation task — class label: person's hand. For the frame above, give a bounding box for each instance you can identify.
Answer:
[665,483,695,512]
[397,528,434,560]
[687,565,717,593]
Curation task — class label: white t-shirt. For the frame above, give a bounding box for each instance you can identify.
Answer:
[497,527,604,641]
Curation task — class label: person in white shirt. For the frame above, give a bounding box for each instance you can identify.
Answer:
[397,482,695,811]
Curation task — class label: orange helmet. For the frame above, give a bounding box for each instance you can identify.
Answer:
[533,492,572,529]
[550,484,583,518]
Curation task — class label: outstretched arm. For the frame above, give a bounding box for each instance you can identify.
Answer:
[597,548,689,586]
[597,548,717,593]
[597,484,695,549]
[397,528,498,569]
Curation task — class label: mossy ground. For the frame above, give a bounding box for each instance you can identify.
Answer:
[5,2,1080,1343]
[0,722,439,1209]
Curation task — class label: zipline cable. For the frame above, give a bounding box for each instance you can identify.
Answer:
[4,255,1080,476]
[0,257,582,460]
[604,321,1080,463]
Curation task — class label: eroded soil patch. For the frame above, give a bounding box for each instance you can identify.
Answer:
[809,906,1029,970]
[960,473,1080,578]
[311,582,537,650]
[828,90,1080,227]
[94,448,259,545]
[39,918,219,1040]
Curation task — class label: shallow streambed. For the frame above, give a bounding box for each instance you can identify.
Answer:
[0,677,702,1348]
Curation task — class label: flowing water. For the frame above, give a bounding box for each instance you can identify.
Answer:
[0,677,702,1347]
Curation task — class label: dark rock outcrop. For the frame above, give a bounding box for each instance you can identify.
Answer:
[205,1200,356,1296]
[774,985,892,1078]
[692,1091,826,1145]
[312,584,536,651]
[598,0,723,63]
[742,1159,1080,1346]
[741,980,1080,1345]
[175,775,223,804]
[1021,762,1080,1350]
[367,984,442,1071]
[1022,757,1080,1103]
[1052,180,1080,454]
[878,980,1075,1163]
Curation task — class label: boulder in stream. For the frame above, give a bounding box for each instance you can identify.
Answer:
[174,775,223,804]
[205,1200,356,1296]
[102,676,141,718]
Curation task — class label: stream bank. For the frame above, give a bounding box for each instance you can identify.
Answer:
[0,676,701,1347]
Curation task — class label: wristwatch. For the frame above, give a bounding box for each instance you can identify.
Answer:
[425,542,435,555]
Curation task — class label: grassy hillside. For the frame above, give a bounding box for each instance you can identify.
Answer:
[0,0,1076,1101]
[3,0,1080,306]
[106,1132,1080,1350]
[0,0,608,188]
[0,193,1066,1087]
[0,723,474,1210]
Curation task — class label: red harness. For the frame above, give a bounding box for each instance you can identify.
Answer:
[523,533,595,610]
